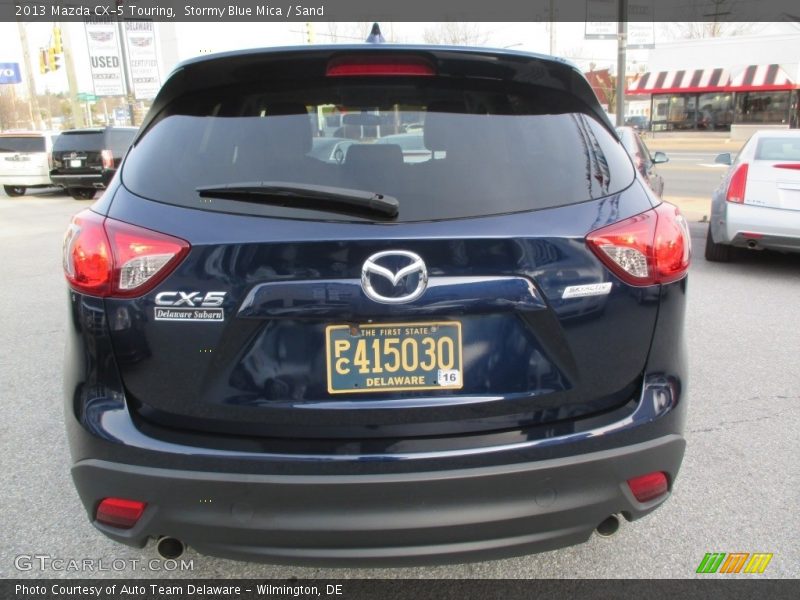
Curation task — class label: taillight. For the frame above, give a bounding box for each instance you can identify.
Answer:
[326,55,435,77]
[63,209,190,298]
[101,149,114,169]
[627,472,669,503]
[586,203,691,286]
[96,498,146,529]
[63,210,112,295]
[773,163,800,170]
[725,163,748,203]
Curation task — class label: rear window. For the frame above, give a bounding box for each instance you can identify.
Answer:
[755,137,800,161]
[0,136,46,153]
[123,79,634,222]
[54,131,105,152]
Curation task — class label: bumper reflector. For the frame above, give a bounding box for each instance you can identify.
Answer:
[627,471,668,502]
[96,497,147,529]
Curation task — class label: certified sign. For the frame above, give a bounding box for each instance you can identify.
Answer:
[84,21,125,96]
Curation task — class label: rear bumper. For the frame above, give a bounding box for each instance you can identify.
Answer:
[0,173,51,187]
[50,171,112,189]
[72,434,684,566]
[720,202,800,251]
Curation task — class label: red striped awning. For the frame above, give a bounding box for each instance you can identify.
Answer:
[728,64,794,92]
[627,64,796,95]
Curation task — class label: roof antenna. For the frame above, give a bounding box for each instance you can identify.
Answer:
[366,23,386,44]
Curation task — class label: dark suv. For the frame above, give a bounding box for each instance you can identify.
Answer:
[51,126,137,199]
[63,46,690,566]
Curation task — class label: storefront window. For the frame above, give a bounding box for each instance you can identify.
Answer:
[698,93,733,131]
[668,95,697,130]
[735,91,791,124]
[651,95,670,131]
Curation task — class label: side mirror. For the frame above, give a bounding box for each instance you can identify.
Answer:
[714,152,732,166]
[652,151,669,164]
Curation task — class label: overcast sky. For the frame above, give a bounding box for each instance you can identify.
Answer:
[0,21,792,98]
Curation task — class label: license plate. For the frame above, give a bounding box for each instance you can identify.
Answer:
[325,321,463,394]
[70,159,82,168]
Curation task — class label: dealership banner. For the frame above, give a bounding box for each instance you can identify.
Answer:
[84,20,126,96]
[123,21,161,100]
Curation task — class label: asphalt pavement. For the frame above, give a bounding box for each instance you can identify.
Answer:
[0,188,798,579]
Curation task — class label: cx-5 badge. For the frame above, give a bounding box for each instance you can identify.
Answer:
[154,291,227,322]
[361,250,428,304]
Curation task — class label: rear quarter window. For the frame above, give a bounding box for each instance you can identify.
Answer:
[755,137,800,161]
[0,136,46,153]
[54,132,105,152]
[122,80,634,222]
[108,129,137,156]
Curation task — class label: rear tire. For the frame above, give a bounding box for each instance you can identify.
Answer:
[68,188,96,200]
[704,227,731,262]
[3,185,26,197]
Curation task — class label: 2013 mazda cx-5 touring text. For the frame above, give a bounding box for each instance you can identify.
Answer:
[62,45,690,566]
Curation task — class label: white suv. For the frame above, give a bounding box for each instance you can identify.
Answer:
[0,132,58,197]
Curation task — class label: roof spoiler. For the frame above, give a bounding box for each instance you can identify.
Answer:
[138,45,613,138]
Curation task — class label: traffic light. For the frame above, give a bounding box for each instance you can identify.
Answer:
[53,26,63,54]
[39,48,49,74]
[47,48,57,72]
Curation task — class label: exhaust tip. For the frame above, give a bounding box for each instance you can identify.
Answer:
[747,240,758,249]
[596,514,620,537]
[156,536,185,560]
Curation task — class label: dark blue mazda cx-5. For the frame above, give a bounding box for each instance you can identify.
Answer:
[62,45,690,565]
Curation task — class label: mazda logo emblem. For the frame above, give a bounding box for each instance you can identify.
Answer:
[361,250,428,304]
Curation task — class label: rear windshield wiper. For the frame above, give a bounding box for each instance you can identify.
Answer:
[196,181,399,219]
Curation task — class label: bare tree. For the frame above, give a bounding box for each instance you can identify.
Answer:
[0,88,30,130]
[662,1,756,39]
[664,21,755,39]
[319,22,390,43]
[422,23,490,46]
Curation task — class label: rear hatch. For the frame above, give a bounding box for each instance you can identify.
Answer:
[0,135,49,178]
[101,48,667,442]
[746,136,800,211]
[52,129,106,175]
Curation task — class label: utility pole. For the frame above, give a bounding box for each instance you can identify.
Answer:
[61,24,85,128]
[615,0,627,127]
[117,21,136,126]
[17,23,42,130]
[548,0,556,55]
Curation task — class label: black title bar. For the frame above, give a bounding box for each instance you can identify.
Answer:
[5,579,800,600]
[5,0,800,22]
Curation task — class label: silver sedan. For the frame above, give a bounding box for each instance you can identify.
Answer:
[706,129,800,261]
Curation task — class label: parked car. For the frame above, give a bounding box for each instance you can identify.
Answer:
[62,45,690,566]
[624,115,649,131]
[616,126,669,196]
[50,126,137,199]
[706,130,800,261]
[0,131,58,197]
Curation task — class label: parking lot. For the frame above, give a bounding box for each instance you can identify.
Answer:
[1,177,798,578]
